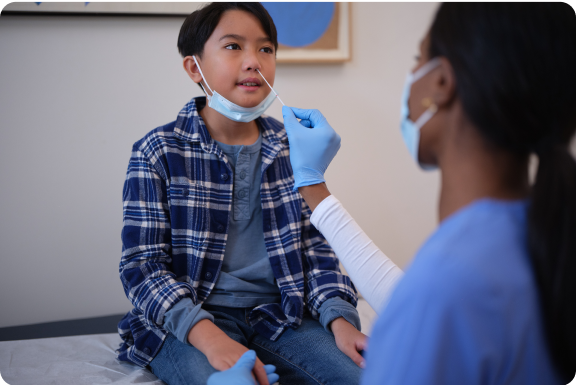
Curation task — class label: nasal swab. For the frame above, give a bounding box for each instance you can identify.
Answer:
[256,69,285,106]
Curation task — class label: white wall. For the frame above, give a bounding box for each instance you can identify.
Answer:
[0,2,458,328]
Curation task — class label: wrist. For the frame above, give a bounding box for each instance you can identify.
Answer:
[298,183,331,212]
[330,316,349,333]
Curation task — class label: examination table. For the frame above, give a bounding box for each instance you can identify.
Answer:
[0,299,377,384]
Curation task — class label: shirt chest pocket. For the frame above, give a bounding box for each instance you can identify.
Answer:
[169,183,209,248]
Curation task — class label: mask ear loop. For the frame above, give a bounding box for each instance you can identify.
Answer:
[192,55,214,97]
[410,58,441,130]
[256,69,285,106]
[413,103,438,130]
[411,57,442,83]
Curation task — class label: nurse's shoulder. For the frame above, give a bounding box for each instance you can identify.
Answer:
[396,199,540,337]
[409,198,533,294]
[364,198,561,385]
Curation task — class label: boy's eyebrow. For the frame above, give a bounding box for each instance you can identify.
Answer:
[219,33,272,43]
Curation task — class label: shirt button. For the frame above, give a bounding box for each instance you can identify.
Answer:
[220,173,229,181]
[238,189,247,199]
[183,190,190,197]
[217,224,224,232]
[239,171,247,180]
[266,223,272,230]
[205,272,213,280]
[143,347,151,355]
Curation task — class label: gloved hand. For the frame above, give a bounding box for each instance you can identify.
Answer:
[282,106,341,191]
[207,350,280,385]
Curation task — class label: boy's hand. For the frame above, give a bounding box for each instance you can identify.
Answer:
[331,317,368,368]
[205,333,270,385]
[187,319,271,385]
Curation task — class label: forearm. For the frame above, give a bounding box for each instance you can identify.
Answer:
[164,298,214,344]
[310,195,404,314]
[300,195,358,316]
[330,316,352,334]
[187,319,230,355]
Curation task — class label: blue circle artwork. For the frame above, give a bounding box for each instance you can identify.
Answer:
[261,2,335,48]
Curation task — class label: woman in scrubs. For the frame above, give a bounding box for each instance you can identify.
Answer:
[208,3,575,384]
[282,3,575,385]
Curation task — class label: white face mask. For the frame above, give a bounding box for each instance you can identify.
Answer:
[400,57,441,170]
[192,55,278,123]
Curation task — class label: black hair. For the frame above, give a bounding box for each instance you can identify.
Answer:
[177,2,278,59]
[429,3,576,382]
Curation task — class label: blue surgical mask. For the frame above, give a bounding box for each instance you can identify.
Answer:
[193,56,277,123]
[400,58,441,170]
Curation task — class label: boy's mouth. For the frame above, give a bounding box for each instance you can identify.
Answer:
[237,77,261,91]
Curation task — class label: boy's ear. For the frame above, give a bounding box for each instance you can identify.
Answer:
[183,56,203,84]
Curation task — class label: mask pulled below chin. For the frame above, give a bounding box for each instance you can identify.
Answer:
[193,55,277,123]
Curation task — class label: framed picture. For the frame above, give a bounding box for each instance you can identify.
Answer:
[3,2,351,63]
[262,2,351,63]
[2,2,202,16]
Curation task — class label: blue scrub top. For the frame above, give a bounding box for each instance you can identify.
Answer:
[362,199,561,385]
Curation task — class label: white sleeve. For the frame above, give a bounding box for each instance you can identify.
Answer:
[310,195,404,314]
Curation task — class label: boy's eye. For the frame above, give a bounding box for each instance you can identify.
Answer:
[225,43,241,50]
[260,46,274,54]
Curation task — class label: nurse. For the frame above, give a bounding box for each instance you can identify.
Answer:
[283,2,576,385]
[208,3,576,385]
[281,3,575,385]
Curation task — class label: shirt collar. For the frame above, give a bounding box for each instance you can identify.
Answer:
[173,96,287,147]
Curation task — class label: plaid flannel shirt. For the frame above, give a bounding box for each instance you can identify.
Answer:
[117,97,357,367]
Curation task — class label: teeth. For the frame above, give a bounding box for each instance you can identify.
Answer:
[242,83,258,86]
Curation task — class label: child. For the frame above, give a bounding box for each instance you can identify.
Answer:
[117,3,365,384]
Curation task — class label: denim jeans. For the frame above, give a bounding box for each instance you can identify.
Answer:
[149,304,362,385]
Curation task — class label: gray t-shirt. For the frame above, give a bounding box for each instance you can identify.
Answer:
[204,132,281,307]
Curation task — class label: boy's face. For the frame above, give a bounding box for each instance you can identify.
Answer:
[194,10,276,108]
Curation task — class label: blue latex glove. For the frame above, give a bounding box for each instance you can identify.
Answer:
[207,350,279,385]
[282,106,341,190]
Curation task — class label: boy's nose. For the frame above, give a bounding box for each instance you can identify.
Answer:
[242,54,261,72]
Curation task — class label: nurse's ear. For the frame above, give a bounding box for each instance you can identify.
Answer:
[183,56,204,84]
[431,57,457,109]
[417,57,458,167]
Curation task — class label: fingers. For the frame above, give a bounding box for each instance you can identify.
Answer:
[299,119,312,128]
[263,364,276,374]
[356,334,369,352]
[354,334,368,368]
[233,350,257,369]
[281,106,298,125]
[289,107,327,126]
[263,364,279,384]
[347,347,366,368]
[267,373,280,384]
[253,358,270,385]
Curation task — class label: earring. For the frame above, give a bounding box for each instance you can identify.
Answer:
[422,97,438,113]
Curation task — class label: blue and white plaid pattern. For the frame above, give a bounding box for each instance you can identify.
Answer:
[117,97,357,367]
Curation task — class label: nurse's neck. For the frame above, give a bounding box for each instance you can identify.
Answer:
[436,104,530,222]
[200,103,260,146]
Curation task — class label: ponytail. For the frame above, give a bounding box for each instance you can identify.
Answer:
[529,145,576,382]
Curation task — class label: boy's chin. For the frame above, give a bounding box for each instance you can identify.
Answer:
[232,95,265,108]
